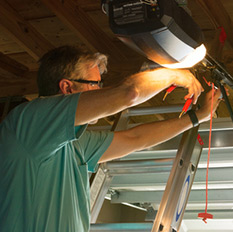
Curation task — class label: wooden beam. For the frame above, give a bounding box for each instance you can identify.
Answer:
[193,0,218,29]
[208,29,224,61]
[0,71,38,97]
[195,0,233,48]
[0,52,29,76]
[0,0,54,60]
[41,0,128,62]
[76,0,100,11]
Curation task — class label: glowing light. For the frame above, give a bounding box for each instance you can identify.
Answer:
[162,44,206,69]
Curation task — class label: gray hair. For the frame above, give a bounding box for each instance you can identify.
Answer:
[71,53,108,80]
[37,46,108,96]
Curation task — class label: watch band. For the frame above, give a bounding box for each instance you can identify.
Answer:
[187,109,199,127]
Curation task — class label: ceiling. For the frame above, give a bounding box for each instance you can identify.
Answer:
[1,0,233,231]
[0,0,233,124]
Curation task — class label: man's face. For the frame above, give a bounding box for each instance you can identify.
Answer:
[72,65,102,93]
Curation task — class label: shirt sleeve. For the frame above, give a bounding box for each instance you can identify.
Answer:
[73,130,114,172]
[6,94,81,161]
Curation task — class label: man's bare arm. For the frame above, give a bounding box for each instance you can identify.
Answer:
[75,68,203,125]
[98,89,222,163]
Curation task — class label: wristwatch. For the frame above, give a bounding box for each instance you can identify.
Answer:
[187,109,199,127]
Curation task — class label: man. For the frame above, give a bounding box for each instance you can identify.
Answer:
[0,46,221,232]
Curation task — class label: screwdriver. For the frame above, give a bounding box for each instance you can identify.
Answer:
[179,97,193,118]
[163,85,176,101]
[163,85,194,118]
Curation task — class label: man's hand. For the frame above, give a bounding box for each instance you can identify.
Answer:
[168,69,204,104]
[196,88,222,124]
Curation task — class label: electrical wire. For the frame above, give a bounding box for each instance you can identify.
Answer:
[163,85,176,101]
[206,83,214,212]
[102,4,107,14]
[198,78,215,223]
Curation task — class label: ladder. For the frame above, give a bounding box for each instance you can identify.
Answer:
[90,106,203,232]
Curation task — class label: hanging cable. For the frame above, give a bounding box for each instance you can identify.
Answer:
[198,78,215,223]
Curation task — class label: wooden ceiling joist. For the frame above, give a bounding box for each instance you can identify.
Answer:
[195,0,233,48]
[76,0,100,11]
[0,52,29,77]
[0,71,37,97]
[0,0,54,60]
[208,29,224,61]
[41,0,128,62]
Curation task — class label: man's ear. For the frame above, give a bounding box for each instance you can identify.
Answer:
[59,79,73,94]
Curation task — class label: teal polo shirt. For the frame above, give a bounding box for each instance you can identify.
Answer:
[0,94,114,232]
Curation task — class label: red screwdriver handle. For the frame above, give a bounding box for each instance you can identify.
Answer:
[183,97,193,113]
[167,85,176,93]
[163,85,177,101]
[179,97,193,118]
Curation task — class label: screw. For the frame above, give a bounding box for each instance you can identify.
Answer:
[159,224,164,231]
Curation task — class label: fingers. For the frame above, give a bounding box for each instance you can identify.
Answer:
[196,88,222,123]
[213,89,222,110]
[192,80,203,104]
[173,69,203,104]
[206,88,220,101]
[193,75,204,104]
[205,88,222,113]
[184,75,203,104]
[215,88,222,99]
